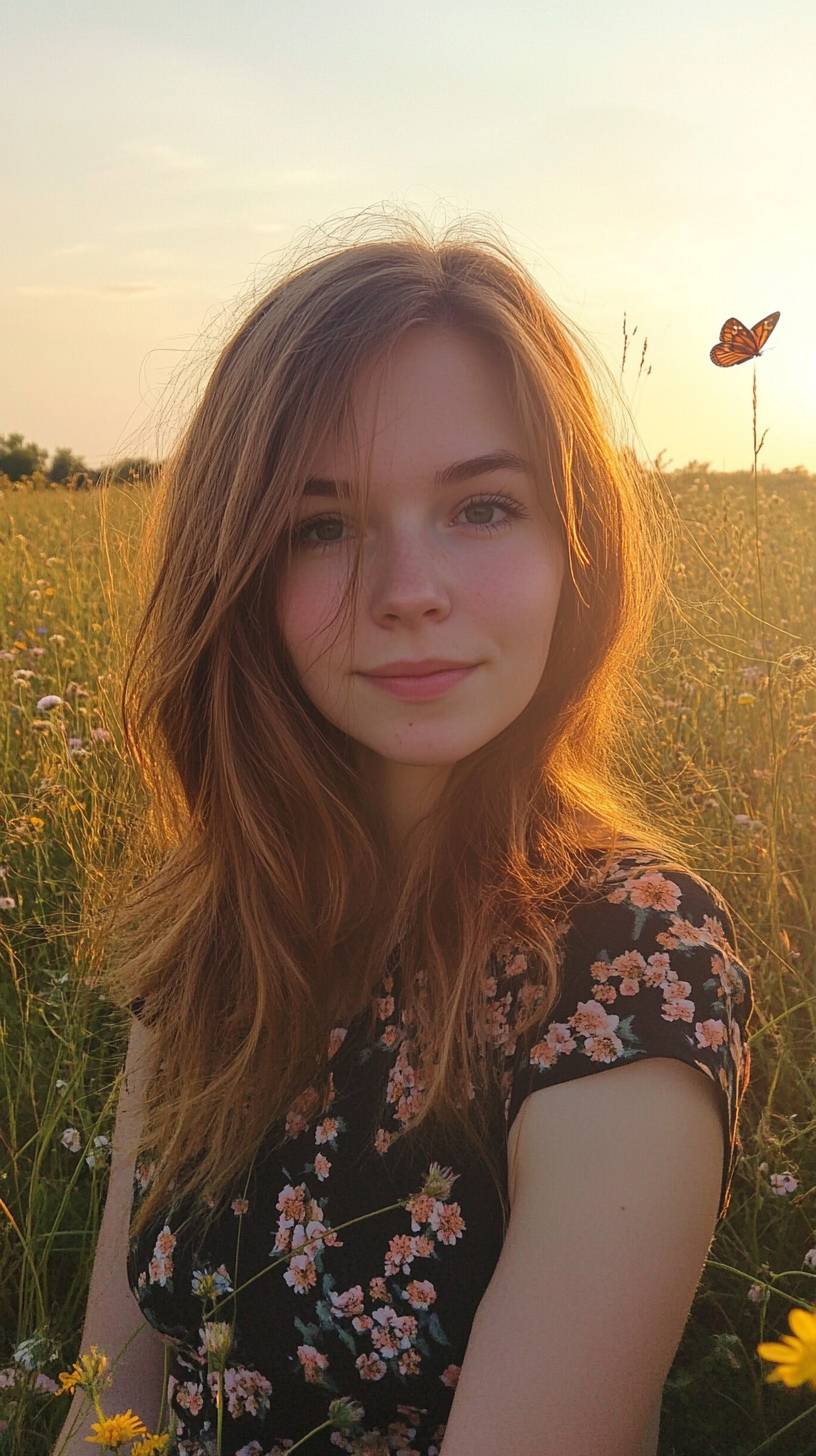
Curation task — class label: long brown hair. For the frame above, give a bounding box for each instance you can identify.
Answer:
[89,208,696,1249]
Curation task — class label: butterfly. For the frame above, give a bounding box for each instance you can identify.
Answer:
[710,310,780,367]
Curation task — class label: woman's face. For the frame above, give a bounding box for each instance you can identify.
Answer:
[276,323,566,843]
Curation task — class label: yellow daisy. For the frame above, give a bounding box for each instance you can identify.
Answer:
[131,1436,172,1455]
[757,1306,816,1390]
[85,1410,148,1448]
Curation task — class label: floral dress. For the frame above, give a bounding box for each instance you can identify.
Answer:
[126,849,753,1455]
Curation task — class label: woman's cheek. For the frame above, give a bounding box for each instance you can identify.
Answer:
[277,563,343,661]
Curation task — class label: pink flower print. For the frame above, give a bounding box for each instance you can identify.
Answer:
[660,979,696,1023]
[413,1234,434,1258]
[429,1200,465,1247]
[303,1200,343,1250]
[371,1307,417,1355]
[329,1285,366,1319]
[663,916,711,948]
[377,993,395,1023]
[374,1126,395,1153]
[582,1023,626,1063]
[504,950,530,979]
[589,958,614,985]
[643,952,671,988]
[611,948,647,995]
[284,1085,323,1139]
[565,1007,620,1065]
[624,872,683,913]
[529,1021,577,1070]
[231,1197,249,1216]
[272,1224,292,1254]
[394,1313,419,1347]
[398,1346,422,1377]
[571,999,619,1037]
[485,991,514,1049]
[155,1225,176,1259]
[276,1183,308,1227]
[283,1250,318,1294]
[355,1351,388,1382]
[405,1191,437,1230]
[290,1209,334,1259]
[205,1366,271,1419]
[369,1276,389,1302]
[313,1152,331,1180]
[404,1279,437,1311]
[715,953,743,998]
[352,1313,375,1333]
[315,1116,340,1146]
[701,911,731,947]
[135,1158,156,1193]
[389,1044,417,1095]
[370,1306,403,1358]
[694,1017,728,1051]
[296,1344,330,1384]
[175,1380,205,1415]
[283,1108,309,1140]
[517,978,550,1016]
[440,1364,461,1389]
[662,976,694,1004]
[388,1046,426,1127]
[591,982,618,1004]
[327,1025,348,1060]
[385,1233,417,1276]
[148,1224,176,1285]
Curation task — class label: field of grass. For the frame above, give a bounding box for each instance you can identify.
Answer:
[1,466,815,1455]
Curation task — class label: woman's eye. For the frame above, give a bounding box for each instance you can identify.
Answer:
[291,492,529,552]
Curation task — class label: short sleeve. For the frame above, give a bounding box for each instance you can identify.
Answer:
[503,854,754,1225]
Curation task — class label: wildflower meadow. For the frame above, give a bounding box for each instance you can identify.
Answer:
[1,434,815,1450]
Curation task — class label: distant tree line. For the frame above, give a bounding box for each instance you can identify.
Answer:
[0,432,158,488]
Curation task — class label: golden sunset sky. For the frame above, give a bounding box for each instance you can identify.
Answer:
[3,1,814,473]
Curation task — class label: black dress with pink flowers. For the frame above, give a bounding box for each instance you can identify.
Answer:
[126,849,753,1455]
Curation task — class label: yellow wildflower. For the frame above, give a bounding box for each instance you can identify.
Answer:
[757,1305,816,1390]
[56,1345,110,1398]
[131,1435,171,1455]
[85,1410,148,1447]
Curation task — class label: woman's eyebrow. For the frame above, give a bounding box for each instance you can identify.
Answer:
[301,449,530,499]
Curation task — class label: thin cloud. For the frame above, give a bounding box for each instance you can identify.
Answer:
[120,141,209,172]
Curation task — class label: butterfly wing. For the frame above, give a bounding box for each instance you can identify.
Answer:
[750,310,781,352]
[710,311,780,366]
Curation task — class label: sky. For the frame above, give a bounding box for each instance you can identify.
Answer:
[3,0,814,475]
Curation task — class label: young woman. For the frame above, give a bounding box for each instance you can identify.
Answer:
[89,217,752,1455]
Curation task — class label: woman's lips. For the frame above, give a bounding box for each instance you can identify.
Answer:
[359,666,477,700]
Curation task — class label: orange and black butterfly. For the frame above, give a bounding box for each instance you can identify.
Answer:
[710,310,780,367]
